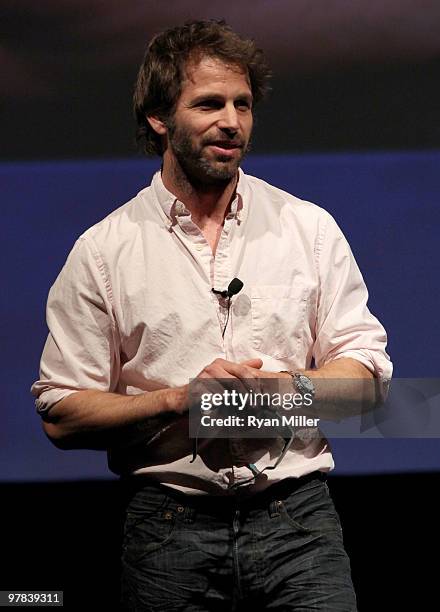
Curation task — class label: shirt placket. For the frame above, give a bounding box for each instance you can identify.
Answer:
[211,212,236,355]
[213,211,255,487]
[171,205,234,349]
[171,198,256,488]
[174,204,248,486]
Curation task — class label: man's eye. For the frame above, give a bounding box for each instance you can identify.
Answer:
[236,101,251,110]
[197,100,221,109]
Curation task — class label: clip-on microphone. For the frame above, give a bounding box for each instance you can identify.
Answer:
[212,277,243,338]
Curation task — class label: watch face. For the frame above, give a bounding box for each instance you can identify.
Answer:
[297,375,315,395]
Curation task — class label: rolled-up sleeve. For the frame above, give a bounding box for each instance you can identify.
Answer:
[31,235,120,413]
[313,213,392,399]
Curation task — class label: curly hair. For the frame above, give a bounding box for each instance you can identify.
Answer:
[133,19,271,156]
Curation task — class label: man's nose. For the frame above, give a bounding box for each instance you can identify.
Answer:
[217,103,239,132]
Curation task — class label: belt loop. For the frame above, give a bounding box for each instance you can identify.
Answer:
[269,499,282,518]
[183,504,195,524]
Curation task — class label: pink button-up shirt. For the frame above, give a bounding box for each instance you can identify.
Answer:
[31,169,392,494]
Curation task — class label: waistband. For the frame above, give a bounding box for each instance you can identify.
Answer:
[120,471,327,513]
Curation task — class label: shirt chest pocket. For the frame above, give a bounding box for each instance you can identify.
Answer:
[250,284,308,359]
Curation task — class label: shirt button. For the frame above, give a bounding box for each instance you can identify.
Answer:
[177,505,185,513]
[195,244,203,250]
[174,201,186,215]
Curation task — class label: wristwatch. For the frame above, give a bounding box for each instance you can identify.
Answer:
[281,371,316,400]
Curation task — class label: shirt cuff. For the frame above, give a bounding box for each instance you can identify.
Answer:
[35,388,79,414]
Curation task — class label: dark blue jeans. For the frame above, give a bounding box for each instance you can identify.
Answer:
[120,473,357,611]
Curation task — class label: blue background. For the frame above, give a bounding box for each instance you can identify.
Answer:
[1,151,439,481]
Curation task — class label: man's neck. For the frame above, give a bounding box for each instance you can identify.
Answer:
[161,155,238,228]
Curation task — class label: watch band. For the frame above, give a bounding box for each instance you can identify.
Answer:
[280,370,316,399]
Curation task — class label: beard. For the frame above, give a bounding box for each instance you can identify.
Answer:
[166,120,250,188]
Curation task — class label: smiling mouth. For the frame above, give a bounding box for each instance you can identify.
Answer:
[213,141,241,147]
[207,142,243,156]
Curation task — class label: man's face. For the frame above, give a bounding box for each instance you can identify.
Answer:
[165,56,253,185]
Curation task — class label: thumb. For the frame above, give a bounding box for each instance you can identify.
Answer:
[240,358,263,369]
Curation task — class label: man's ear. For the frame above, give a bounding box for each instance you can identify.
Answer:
[147,115,167,136]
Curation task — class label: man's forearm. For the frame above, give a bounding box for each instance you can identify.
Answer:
[39,358,264,451]
[303,357,378,420]
[302,357,374,380]
[41,386,188,451]
[276,358,379,421]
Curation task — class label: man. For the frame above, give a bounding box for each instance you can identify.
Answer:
[32,20,392,611]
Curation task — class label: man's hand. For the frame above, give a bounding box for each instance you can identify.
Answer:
[196,357,263,379]
[167,358,264,415]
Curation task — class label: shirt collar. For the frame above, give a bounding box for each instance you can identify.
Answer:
[151,167,247,224]
[151,170,178,220]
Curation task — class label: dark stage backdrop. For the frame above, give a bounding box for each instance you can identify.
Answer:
[3,0,440,159]
[1,151,439,482]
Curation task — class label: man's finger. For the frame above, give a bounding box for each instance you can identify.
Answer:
[239,358,263,369]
